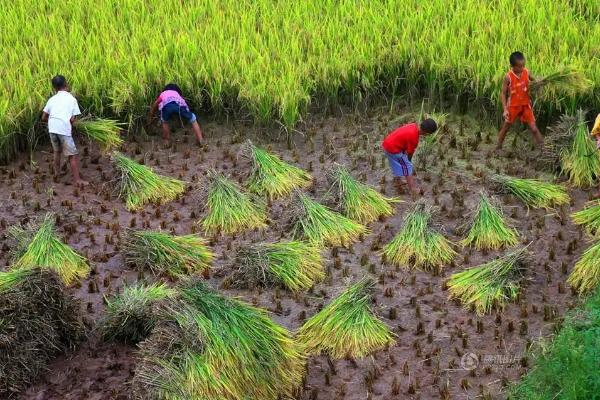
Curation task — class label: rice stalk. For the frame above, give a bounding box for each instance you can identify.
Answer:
[572,200,600,236]
[567,240,600,294]
[491,174,570,209]
[540,113,578,170]
[560,110,600,188]
[74,117,124,151]
[529,68,593,101]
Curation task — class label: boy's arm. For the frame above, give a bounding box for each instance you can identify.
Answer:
[501,75,510,120]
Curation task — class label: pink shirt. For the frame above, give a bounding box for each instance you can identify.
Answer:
[157,90,188,110]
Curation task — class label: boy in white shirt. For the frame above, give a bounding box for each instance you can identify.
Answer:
[41,75,88,187]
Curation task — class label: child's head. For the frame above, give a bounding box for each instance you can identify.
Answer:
[51,75,67,91]
[420,118,438,135]
[509,51,526,73]
[163,83,183,95]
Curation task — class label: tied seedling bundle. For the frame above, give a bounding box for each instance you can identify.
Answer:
[102,282,175,344]
[11,214,89,285]
[74,117,123,151]
[447,246,529,315]
[491,174,570,209]
[382,202,455,272]
[560,110,600,188]
[461,192,519,250]
[529,68,592,102]
[572,200,600,236]
[125,231,213,277]
[133,280,304,400]
[298,278,395,359]
[289,192,367,248]
[112,151,185,211]
[540,113,578,170]
[229,241,323,291]
[327,164,398,224]
[201,170,267,234]
[567,240,600,294]
[244,140,312,199]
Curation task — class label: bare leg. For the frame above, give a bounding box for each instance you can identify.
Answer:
[53,151,61,177]
[496,121,512,150]
[161,122,171,146]
[68,155,88,186]
[191,121,203,143]
[528,121,544,147]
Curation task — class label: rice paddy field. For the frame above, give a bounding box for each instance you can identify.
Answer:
[2,1,600,400]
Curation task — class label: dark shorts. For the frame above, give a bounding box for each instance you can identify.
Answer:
[160,102,197,123]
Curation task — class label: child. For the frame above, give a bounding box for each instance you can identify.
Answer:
[496,51,544,151]
[41,75,88,187]
[382,119,438,197]
[148,83,204,146]
[593,113,600,198]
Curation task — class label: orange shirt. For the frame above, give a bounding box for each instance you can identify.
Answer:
[507,68,531,107]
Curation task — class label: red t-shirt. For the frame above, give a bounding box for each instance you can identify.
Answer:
[382,123,420,155]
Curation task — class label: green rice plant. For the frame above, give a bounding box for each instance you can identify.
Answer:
[297,277,395,359]
[289,192,367,248]
[530,68,593,102]
[567,240,600,294]
[491,174,570,209]
[328,164,398,224]
[103,282,175,344]
[230,240,323,291]
[124,231,213,277]
[0,268,34,292]
[460,191,519,250]
[112,151,186,211]
[447,246,529,315]
[74,117,124,152]
[244,140,312,199]
[560,110,600,188]
[201,170,268,234]
[11,214,89,285]
[382,202,456,272]
[540,113,578,170]
[572,200,600,236]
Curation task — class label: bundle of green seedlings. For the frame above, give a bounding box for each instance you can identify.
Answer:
[447,246,529,315]
[540,113,578,170]
[491,174,570,209]
[74,117,123,151]
[201,170,267,234]
[572,200,600,236]
[529,68,592,102]
[244,140,312,199]
[297,277,395,359]
[560,110,600,188]
[382,202,456,272]
[132,279,304,400]
[289,192,367,247]
[102,282,176,344]
[125,230,213,277]
[327,164,398,224]
[10,214,89,285]
[567,240,600,294]
[461,192,519,250]
[229,240,323,291]
[0,268,83,395]
[112,151,186,211]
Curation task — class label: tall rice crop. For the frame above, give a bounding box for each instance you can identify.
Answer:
[529,69,593,102]
[461,192,519,250]
[244,140,312,199]
[74,117,123,152]
[124,230,213,277]
[289,192,367,248]
[491,174,570,209]
[11,214,89,285]
[560,110,600,188]
[382,202,455,272]
[447,246,529,315]
[327,164,398,224]
[298,277,395,359]
[112,151,186,211]
[572,200,600,236]
[201,170,268,234]
[567,240,600,294]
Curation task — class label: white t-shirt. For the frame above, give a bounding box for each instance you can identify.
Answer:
[43,91,81,136]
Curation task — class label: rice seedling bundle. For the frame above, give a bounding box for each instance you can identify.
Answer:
[103,282,176,343]
[567,240,600,294]
[244,140,312,199]
[201,170,267,234]
[447,246,529,315]
[73,117,123,151]
[461,192,519,250]
[328,164,398,224]
[491,174,570,209]
[298,277,395,359]
[572,200,600,236]
[540,113,578,170]
[529,69,593,102]
[290,192,367,248]
[11,214,89,285]
[124,230,213,277]
[112,151,185,211]
[382,202,455,271]
[560,110,600,188]
[230,240,323,291]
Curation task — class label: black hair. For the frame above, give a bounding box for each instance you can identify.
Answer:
[163,83,183,95]
[51,75,67,90]
[509,51,525,66]
[420,118,438,134]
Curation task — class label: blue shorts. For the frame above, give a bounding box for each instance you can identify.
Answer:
[160,102,197,123]
[385,151,413,177]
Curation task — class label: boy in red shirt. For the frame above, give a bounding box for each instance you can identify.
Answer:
[382,119,437,196]
[496,51,544,150]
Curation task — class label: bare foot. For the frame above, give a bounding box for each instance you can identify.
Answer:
[162,140,171,149]
[76,180,90,187]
